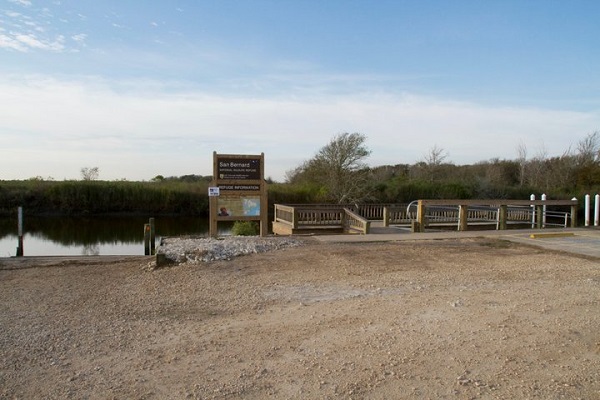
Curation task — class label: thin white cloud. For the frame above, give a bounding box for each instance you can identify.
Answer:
[0,33,27,51]
[8,0,32,6]
[71,33,87,44]
[5,11,23,18]
[1,4,74,52]
[13,32,65,51]
[0,76,598,181]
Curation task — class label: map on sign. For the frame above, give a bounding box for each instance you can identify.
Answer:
[217,196,261,217]
[242,198,260,216]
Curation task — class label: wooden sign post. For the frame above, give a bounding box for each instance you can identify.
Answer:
[209,152,268,237]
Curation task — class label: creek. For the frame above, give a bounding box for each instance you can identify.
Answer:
[0,215,221,257]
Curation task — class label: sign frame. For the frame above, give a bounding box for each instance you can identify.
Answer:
[209,152,268,237]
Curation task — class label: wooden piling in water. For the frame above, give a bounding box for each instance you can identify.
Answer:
[144,223,151,255]
[149,217,156,255]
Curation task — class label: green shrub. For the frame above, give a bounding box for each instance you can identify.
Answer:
[231,221,259,236]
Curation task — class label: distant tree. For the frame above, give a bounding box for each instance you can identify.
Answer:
[28,176,54,181]
[516,141,528,187]
[152,175,165,182]
[576,131,600,165]
[546,153,578,191]
[574,131,600,187]
[524,146,548,189]
[287,132,372,203]
[422,145,449,182]
[80,167,100,181]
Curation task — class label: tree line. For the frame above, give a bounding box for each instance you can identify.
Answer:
[1,131,599,216]
[284,131,600,205]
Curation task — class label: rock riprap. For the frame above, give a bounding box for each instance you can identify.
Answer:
[157,236,305,264]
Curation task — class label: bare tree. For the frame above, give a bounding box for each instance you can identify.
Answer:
[422,145,448,182]
[423,144,447,166]
[516,141,528,187]
[289,133,372,203]
[576,131,600,165]
[526,146,549,189]
[81,167,100,181]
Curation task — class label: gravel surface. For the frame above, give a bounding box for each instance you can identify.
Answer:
[1,237,599,399]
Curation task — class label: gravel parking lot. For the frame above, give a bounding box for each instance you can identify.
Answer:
[1,237,599,399]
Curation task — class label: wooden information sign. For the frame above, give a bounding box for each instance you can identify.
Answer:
[209,152,268,237]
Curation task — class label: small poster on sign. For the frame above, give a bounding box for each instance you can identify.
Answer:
[208,187,220,197]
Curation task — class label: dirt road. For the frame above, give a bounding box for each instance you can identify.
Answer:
[1,238,599,399]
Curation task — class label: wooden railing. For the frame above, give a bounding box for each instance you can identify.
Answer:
[343,208,371,234]
[273,204,370,234]
[273,199,578,235]
[279,203,406,221]
[413,199,578,232]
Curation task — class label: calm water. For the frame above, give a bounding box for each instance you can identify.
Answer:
[0,216,222,257]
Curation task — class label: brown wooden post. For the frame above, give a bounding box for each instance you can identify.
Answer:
[458,205,468,231]
[341,210,347,233]
[144,223,151,255]
[498,205,508,230]
[571,203,578,227]
[149,217,156,255]
[292,207,298,230]
[383,206,389,227]
[416,200,426,232]
[209,192,218,237]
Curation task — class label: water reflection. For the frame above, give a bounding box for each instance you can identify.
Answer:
[82,244,100,256]
[0,215,215,257]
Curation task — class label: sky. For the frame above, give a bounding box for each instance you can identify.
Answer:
[1,0,600,182]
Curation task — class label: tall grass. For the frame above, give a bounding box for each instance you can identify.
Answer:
[0,180,210,216]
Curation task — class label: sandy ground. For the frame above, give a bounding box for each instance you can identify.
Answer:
[1,237,599,399]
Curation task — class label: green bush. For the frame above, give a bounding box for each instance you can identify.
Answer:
[231,221,259,236]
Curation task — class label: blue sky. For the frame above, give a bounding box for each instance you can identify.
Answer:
[1,0,599,181]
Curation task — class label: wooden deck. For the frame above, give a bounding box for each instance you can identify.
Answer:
[273,200,578,235]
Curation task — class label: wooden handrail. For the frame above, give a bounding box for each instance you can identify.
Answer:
[343,208,370,234]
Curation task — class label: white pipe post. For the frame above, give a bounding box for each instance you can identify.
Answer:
[530,194,536,228]
[585,194,590,227]
[595,194,600,227]
[541,193,547,228]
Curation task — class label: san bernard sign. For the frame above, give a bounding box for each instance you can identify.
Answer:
[209,152,268,237]
[216,157,261,180]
